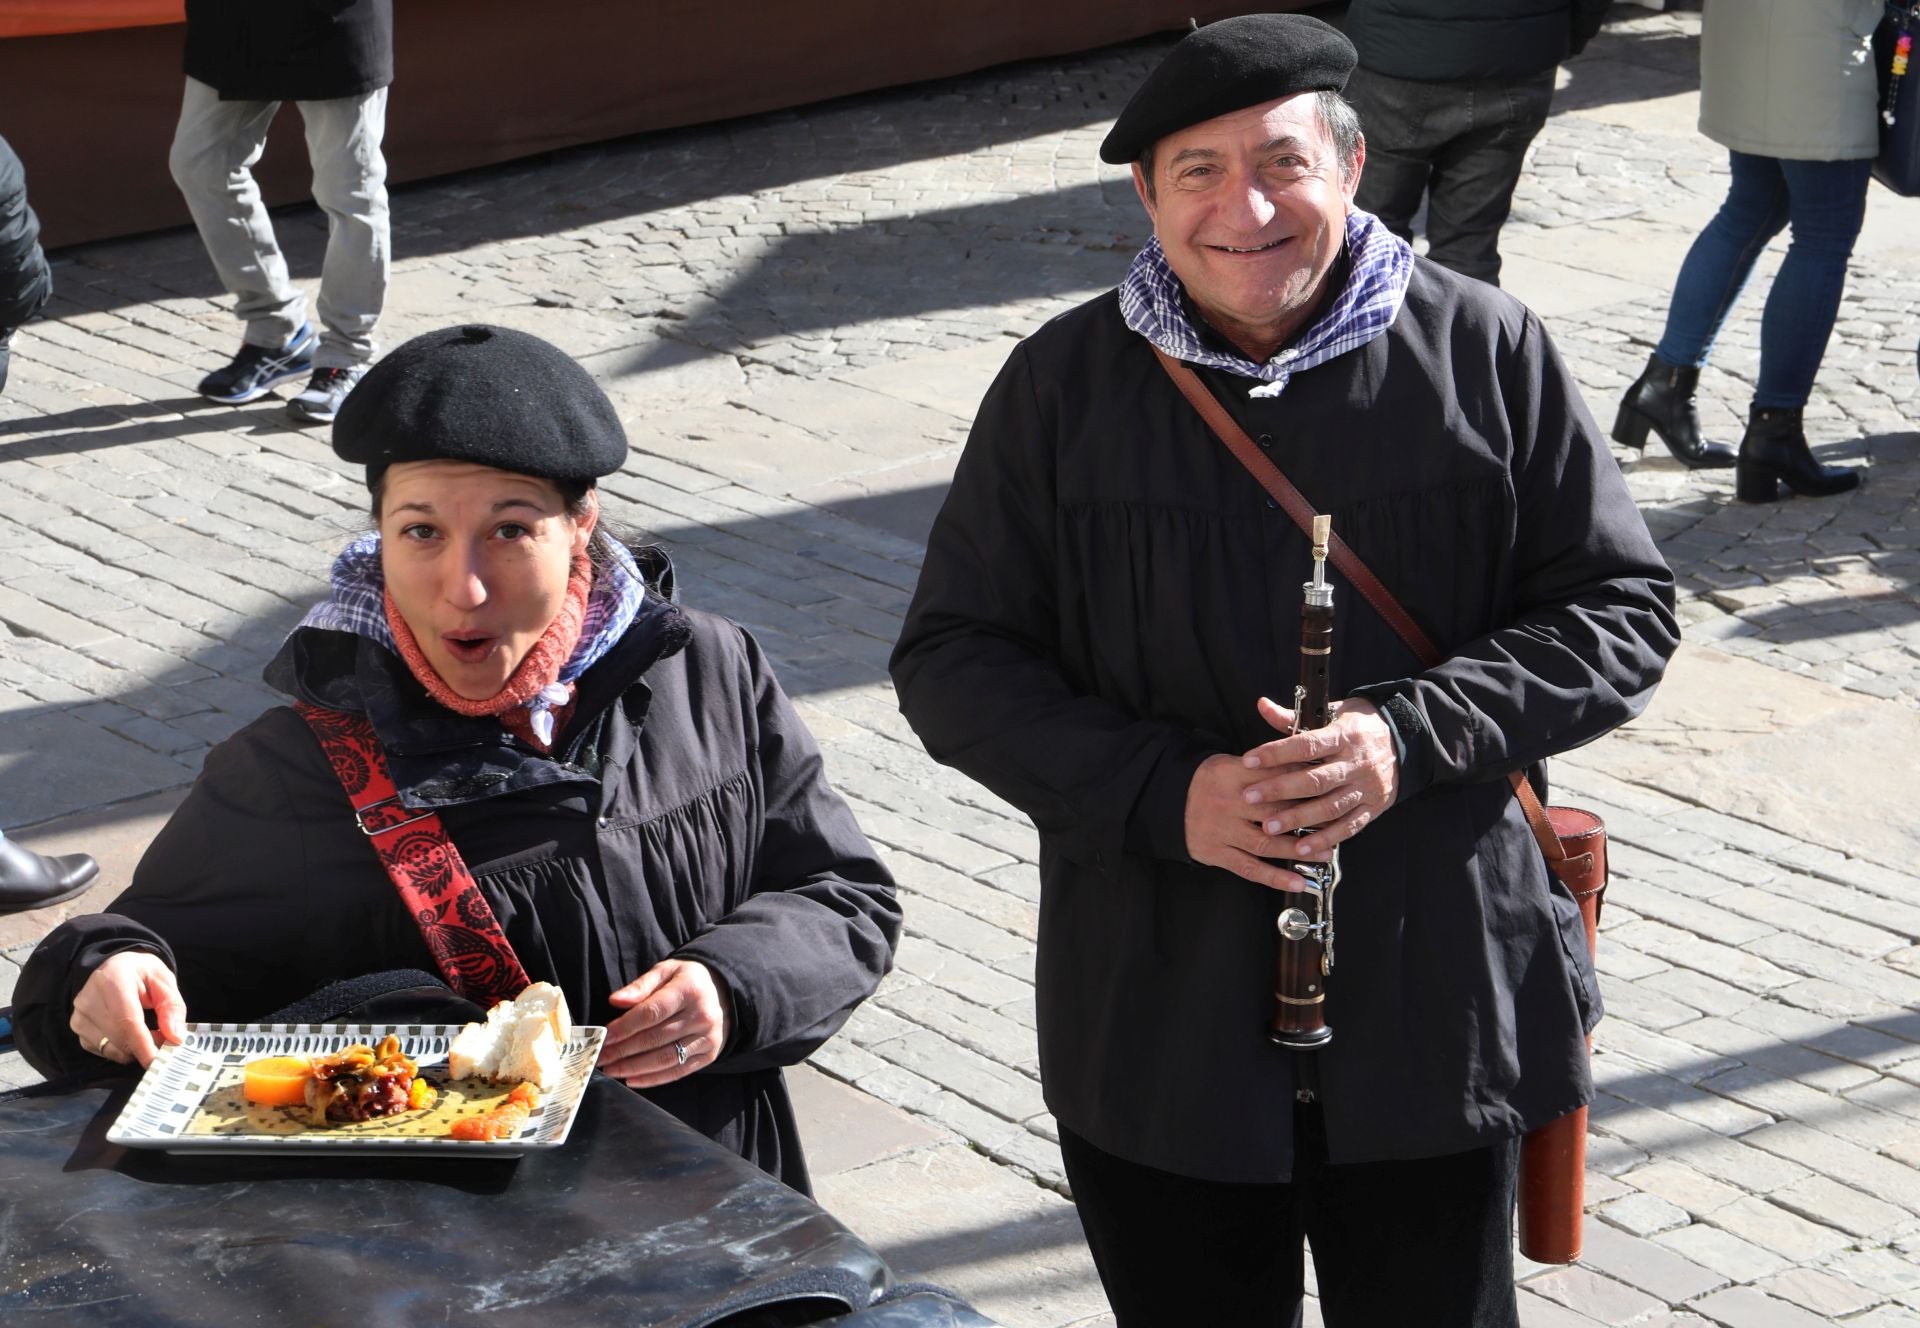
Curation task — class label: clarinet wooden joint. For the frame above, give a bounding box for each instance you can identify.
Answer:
[1270,513,1338,1051]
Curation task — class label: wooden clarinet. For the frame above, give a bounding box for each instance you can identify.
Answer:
[1270,513,1338,1049]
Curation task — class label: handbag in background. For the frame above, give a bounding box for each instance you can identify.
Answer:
[1874,2,1920,195]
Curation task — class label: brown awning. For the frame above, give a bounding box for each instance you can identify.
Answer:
[0,2,182,40]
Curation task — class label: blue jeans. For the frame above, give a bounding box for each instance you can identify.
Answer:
[1655,151,1872,409]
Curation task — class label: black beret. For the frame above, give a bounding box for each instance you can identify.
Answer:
[1100,14,1357,165]
[332,324,627,484]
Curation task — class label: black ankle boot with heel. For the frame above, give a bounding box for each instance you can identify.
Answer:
[1611,353,1737,469]
[1734,406,1861,503]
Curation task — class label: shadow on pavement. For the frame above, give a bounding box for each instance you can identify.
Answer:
[42,31,1186,317]
[613,180,1138,372]
[0,398,298,457]
[1557,21,1702,115]
[1594,1020,1920,1142]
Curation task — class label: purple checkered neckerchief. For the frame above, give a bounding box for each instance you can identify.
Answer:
[1118,209,1413,399]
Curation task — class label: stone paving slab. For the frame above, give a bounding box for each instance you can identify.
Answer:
[1,5,1918,1324]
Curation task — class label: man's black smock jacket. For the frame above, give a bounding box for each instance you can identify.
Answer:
[890,259,1678,1183]
[184,0,393,102]
[17,589,900,1192]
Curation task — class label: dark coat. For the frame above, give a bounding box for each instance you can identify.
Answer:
[890,259,1678,1183]
[0,134,51,330]
[184,0,394,102]
[15,593,900,1192]
[1344,0,1611,81]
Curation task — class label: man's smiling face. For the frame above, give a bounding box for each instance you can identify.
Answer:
[1132,93,1362,362]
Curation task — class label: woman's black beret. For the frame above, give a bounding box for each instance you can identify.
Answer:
[332,324,627,483]
[1100,13,1357,165]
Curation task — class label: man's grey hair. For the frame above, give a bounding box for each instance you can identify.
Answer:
[1137,90,1364,198]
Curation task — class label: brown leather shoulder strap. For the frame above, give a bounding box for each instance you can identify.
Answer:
[1152,349,1442,662]
[1150,347,1568,868]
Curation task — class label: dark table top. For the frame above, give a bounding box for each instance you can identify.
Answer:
[0,1069,899,1327]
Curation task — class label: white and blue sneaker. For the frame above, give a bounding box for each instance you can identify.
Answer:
[197,323,317,404]
[287,363,370,424]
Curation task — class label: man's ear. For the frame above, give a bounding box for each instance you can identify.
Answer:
[1131,162,1158,222]
[1345,132,1367,202]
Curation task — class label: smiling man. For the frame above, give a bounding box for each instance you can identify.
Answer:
[891,14,1679,1326]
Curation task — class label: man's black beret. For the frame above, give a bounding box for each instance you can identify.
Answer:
[333,324,627,484]
[1099,13,1357,165]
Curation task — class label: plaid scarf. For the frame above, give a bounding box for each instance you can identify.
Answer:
[1118,209,1413,399]
[299,530,649,722]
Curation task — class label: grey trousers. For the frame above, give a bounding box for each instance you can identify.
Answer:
[169,76,390,368]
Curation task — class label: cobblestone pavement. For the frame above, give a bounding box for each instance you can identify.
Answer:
[4,7,1920,1326]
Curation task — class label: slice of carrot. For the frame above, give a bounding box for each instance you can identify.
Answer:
[243,1055,315,1108]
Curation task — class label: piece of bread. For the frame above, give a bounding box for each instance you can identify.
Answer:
[447,999,516,1081]
[446,983,572,1090]
[502,1015,563,1092]
[513,982,572,1046]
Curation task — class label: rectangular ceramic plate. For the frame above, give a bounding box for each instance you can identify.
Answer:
[106,1022,607,1157]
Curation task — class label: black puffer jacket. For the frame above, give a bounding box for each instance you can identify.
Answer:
[1344,0,1611,81]
[0,134,51,331]
[15,589,900,1192]
[184,0,393,101]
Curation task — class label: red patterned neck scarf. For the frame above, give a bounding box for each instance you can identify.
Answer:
[383,551,592,752]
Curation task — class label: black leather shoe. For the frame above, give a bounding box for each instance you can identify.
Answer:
[0,837,99,914]
[1611,353,1737,469]
[1735,406,1861,503]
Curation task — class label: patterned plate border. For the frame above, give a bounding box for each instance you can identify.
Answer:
[106,1022,607,1155]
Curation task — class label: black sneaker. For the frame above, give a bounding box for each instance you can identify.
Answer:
[197,323,317,404]
[287,363,369,424]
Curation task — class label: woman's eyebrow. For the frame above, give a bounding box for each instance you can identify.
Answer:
[388,497,551,516]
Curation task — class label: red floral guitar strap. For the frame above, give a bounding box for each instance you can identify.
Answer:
[296,703,532,1005]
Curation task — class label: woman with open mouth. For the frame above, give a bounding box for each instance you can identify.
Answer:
[11,324,901,1192]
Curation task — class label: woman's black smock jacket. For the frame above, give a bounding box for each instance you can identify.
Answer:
[17,593,901,1192]
[890,258,1679,1183]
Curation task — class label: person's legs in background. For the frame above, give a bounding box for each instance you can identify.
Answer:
[1751,157,1873,409]
[0,133,54,398]
[1349,67,1553,288]
[287,87,391,423]
[1736,156,1871,501]
[1346,67,1440,244]
[1418,70,1555,286]
[168,76,316,403]
[1654,152,1791,371]
[1614,151,1788,467]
